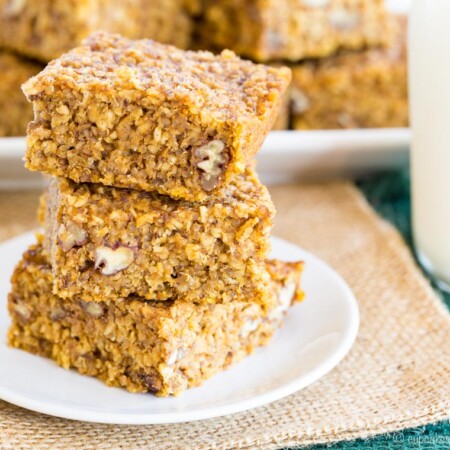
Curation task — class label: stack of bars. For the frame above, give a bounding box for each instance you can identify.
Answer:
[7,33,304,396]
[199,0,409,130]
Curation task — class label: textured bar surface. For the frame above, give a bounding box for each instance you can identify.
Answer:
[23,32,291,201]
[42,168,275,306]
[291,15,408,130]
[0,0,196,62]
[8,244,304,396]
[199,0,391,62]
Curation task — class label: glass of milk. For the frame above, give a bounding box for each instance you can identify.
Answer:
[410,0,450,292]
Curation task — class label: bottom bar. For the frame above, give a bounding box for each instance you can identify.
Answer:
[8,244,304,396]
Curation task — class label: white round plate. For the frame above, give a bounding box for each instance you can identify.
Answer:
[0,232,359,424]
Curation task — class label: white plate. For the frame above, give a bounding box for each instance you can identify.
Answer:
[0,232,359,424]
[0,129,411,189]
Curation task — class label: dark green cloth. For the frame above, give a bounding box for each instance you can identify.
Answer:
[289,171,450,450]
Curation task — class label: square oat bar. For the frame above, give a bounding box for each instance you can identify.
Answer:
[23,32,291,201]
[199,0,391,62]
[42,168,275,307]
[8,243,304,396]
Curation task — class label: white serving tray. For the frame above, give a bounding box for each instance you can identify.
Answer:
[0,129,410,189]
[258,129,410,184]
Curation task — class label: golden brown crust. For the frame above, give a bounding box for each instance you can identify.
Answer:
[23,32,291,201]
[291,15,408,130]
[0,0,194,62]
[42,168,276,307]
[8,244,304,396]
[199,0,392,62]
[0,51,42,137]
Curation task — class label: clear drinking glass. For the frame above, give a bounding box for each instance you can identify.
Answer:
[410,0,450,292]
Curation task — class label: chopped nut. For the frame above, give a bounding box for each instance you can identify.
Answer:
[56,104,70,116]
[50,307,66,320]
[58,222,88,252]
[303,0,330,7]
[104,323,116,339]
[13,302,31,321]
[279,281,296,307]
[94,245,135,275]
[194,140,227,192]
[265,30,285,51]
[166,348,185,366]
[329,9,359,30]
[269,281,296,321]
[4,0,26,16]
[291,87,310,115]
[81,301,104,318]
[137,372,162,393]
[337,112,357,128]
[241,319,261,338]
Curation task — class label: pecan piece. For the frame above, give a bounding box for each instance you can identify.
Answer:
[291,87,310,115]
[80,301,104,318]
[58,222,88,252]
[94,246,135,276]
[194,140,227,192]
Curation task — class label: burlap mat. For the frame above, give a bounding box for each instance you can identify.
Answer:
[1,182,450,450]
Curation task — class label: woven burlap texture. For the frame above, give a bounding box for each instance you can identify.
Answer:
[0,182,450,450]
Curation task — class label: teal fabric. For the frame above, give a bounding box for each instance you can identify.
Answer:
[288,171,450,450]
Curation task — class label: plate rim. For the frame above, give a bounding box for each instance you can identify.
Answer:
[0,231,359,425]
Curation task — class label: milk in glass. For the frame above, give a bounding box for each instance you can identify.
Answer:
[410,0,450,290]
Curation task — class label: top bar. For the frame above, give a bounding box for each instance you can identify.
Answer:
[23,32,291,202]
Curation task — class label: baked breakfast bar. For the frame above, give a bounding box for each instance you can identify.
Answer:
[0,51,42,137]
[0,0,197,62]
[199,0,391,62]
[42,168,275,306]
[291,15,408,130]
[8,244,304,396]
[23,32,291,201]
